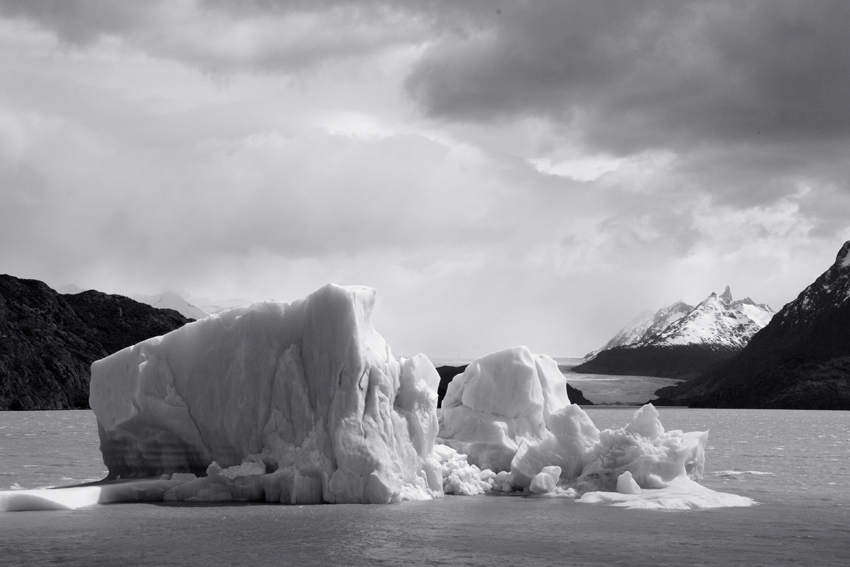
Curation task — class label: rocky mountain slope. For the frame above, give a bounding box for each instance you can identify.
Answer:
[0,275,193,410]
[656,242,850,409]
[574,287,773,378]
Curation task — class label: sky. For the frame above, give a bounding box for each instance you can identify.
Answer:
[1,1,849,359]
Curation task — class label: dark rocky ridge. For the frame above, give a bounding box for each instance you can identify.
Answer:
[655,242,850,409]
[0,275,193,410]
[436,364,594,407]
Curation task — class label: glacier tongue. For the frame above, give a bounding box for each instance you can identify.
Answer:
[90,283,443,504]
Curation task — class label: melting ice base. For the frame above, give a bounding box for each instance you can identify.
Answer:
[0,285,754,511]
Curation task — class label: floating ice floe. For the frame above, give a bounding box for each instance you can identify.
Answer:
[0,284,755,512]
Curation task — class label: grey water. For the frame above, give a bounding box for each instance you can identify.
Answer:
[1,408,849,566]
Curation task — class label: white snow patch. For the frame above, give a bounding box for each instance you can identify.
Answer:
[741,303,773,327]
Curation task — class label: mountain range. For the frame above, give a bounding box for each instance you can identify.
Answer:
[573,286,774,378]
[0,275,193,410]
[656,241,850,409]
[127,291,209,320]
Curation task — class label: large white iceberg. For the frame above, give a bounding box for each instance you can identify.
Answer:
[89,284,443,504]
[438,347,569,471]
[1,287,754,512]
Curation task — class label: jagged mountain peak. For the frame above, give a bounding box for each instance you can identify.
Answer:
[658,241,850,409]
[772,240,850,329]
[750,239,850,354]
[645,288,772,349]
[574,284,774,378]
[585,283,773,366]
[835,240,850,269]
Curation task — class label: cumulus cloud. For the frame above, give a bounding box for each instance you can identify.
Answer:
[1,1,849,357]
[0,0,431,74]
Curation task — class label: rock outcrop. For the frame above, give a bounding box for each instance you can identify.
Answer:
[656,242,850,409]
[0,275,192,410]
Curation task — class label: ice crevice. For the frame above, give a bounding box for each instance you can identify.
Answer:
[0,283,755,511]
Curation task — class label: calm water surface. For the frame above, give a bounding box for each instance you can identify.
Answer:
[1,408,848,567]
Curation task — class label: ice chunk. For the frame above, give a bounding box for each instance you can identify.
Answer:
[433,444,495,495]
[616,471,641,495]
[437,347,570,471]
[89,283,443,504]
[529,466,561,494]
[435,347,753,509]
[509,404,600,489]
[509,403,708,494]
[578,477,755,509]
[0,487,102,511]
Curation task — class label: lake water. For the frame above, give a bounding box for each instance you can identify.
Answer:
[1,408,849,566]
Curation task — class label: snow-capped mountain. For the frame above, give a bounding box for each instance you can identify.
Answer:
[586,301,693,358]
[643,287,773,349]
[130,292,209,321]
[657,241,850,409]
[573,286,773,378]
[190,297,253,315]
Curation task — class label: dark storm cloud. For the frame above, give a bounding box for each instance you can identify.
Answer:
[0,0,157,44]
[7,0,849,150]
[406,1,850,153]
[0,0,430,73]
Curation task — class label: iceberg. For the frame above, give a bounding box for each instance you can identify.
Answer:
[0,285,754,512]
[437,347,569,471]
[437,346,753,508]
[89,283,443,504]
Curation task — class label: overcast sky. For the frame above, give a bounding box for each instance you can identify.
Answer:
[2,1,849,359]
